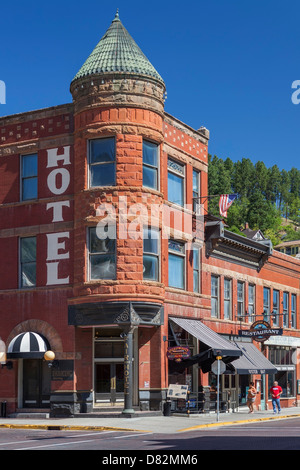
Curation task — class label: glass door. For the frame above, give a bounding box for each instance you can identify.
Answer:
[95,363,124,405]
[23,359,51,408]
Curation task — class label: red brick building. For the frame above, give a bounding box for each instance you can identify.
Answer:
[0,12,299,416]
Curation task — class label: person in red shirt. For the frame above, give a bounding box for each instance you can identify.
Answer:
[270,381,283,413]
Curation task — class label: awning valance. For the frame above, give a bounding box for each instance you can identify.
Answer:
[170,317,242,357]
[227,341,278,375]
[7,332,50,359]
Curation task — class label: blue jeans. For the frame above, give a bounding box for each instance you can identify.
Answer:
[272,398,281,412]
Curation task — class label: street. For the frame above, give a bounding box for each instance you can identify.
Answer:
[1,417,300,453]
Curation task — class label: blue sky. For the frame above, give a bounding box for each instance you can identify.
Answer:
[0,0,299,171]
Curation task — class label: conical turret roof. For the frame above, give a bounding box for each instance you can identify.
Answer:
[71,10,164,85]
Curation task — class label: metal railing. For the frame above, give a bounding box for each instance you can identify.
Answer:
[167,389,238,415]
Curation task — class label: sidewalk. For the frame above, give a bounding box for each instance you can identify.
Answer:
[1,407,300,433]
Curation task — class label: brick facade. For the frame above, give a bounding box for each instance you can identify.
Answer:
[0,13,299,416]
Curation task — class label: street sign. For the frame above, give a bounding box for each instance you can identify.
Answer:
[211,360,226,375]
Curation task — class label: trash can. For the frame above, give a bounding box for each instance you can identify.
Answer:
[163,401,172,416]
[1,401,7,417]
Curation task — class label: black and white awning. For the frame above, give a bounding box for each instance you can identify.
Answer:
[7,332,50,359]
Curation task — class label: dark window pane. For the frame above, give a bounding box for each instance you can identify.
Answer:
[22,177,38,200]
[143,255,158,280]
[143,141,158,167]
[143,236,158,255]
[143,165,157,189]
[21,262,36,287]
[91,163,115,186]
[168,171,184,206]
[22,154,37,177]
[21,237,36,262]
[90,254,116,279]
[90,138,115,164]
[89,228,115,253]
[168,253,184,289]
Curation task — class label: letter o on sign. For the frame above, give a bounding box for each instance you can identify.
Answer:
[47,168,70,195]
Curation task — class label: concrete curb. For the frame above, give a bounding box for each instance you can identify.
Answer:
[178,413,300,432]
[0,423,149,433]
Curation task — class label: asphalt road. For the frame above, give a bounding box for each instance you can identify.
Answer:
[1,417,300,454]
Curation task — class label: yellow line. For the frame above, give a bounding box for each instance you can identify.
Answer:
[178,414,300,432]
[0,423,150,433]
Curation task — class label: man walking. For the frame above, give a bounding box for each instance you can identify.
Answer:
[270,381,283,414]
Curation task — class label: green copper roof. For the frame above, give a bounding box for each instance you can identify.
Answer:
[72,11,164,84]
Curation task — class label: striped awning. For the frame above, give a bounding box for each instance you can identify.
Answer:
[7,332,50,359]
[228,341,278,375]
[170,317,242,357]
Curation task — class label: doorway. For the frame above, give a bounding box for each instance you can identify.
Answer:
[23,359,51,408]
[95,363,124,405]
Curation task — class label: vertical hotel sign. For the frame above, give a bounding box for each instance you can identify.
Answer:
[46,146,71,285]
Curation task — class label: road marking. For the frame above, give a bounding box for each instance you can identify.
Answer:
[16,439,97,450]
[114,432,153,439]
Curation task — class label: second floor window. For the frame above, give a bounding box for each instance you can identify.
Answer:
[237,281,245,318]
[192,169,200,212]
[89,138,115,187]
[263,287,270,322]
[20,236,36,288]
[291,294,296,329]
[273,289,279,326]
[168,240,185,289]
[193,249,200,293]
[143,227,159,281]
[283,292,289,328]
[88,227,116,280]
[211,275,219,318]
[224,278,232,320]
[248,284,255,323]
[21,154,38,201]
[143,140,158,190]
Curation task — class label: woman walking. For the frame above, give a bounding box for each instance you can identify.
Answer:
[247,382,258,413]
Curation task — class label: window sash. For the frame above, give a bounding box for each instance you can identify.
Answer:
[167,158,185,206]
[143,140,158,190]
[193,249,200,293]
[143,227,159,281]
[211,276,219,318]
[224,279,231,320]
[283,292,289,327]
[88,227,116,280]
[168,240,185,289]
[248,284,255,323]
[20,237,36,288]
[21,154,38,201]
[237,281,244,316]
[89,138,115,187]
[273,290,280,326]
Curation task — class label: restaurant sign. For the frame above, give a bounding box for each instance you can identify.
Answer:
[167,346,191,362]
[239,321,283,342]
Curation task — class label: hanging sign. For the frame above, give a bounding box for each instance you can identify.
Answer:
[239,320,283,342]
[167,346,191,362]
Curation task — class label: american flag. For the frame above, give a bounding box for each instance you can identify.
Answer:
[219,194,237,217]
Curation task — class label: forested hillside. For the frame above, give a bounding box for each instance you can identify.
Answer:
[208,155,300,245]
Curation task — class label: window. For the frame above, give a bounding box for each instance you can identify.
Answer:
[224,278,232,320]
[167,158,185,206]
[193,249,200,293]
[168,240,185,289]
[143,140,158,190]
[143,227,159,281]
[89,138,115,187]
[192,169,200,212]
[21,154,38,200]
[263,287,270,322]
[283,292,289,328]
[268,347,296,398]
[237,281,245,318]
[88,227,116,280]
[291,294,296,329]
[211,275,219,318]
[273,290,280,327]
[248,284,255,323]
[20,237,36,288]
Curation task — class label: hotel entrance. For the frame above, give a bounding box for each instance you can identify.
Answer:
[95,363,124,404]
[23,359,51,408]
[94,328,125,406]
